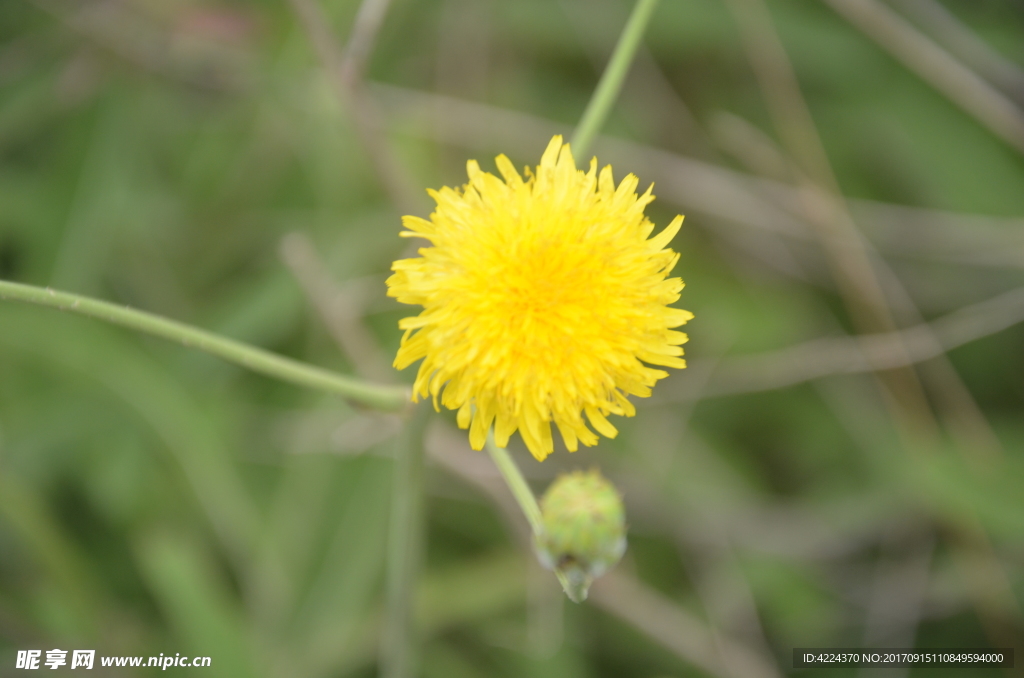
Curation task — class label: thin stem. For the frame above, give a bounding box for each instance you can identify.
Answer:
[485,437,543,533]
[0,280,410,411]
[570,0,660,159]
[484,437,576,600]
[381,403,429,678]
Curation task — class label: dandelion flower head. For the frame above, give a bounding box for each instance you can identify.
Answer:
[387,136,692,461]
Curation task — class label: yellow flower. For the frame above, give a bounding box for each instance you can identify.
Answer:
[387,136,692,461]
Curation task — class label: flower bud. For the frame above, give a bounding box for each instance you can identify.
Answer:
[535,469,626,602]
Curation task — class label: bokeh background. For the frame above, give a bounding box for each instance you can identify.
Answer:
[1,0,1023,676]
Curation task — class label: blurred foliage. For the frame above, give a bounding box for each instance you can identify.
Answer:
[1,0,1024,676]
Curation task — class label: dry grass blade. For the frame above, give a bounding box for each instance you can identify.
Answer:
[729,0,1021,649]
[724,0,932,429]
[340,0,393,85]
[672,285,1024,399]
[588,571,782,678]
[823,0,1024,155]
[859,529,934,658]
[287,0,423,216]
[889,0,1024,102]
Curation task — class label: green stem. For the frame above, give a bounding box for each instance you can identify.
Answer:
[570,0,660,159]
[485,437,543,533]
[484,437,575,600]
[381,403,429,678]
[0,280,409,411]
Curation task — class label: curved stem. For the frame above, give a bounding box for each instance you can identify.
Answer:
[484,437,576,600]
[0,280,410,411]
[485,437,543,533]
[570,0,660,159]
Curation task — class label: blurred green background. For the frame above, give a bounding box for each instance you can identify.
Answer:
[1,0,1023,676]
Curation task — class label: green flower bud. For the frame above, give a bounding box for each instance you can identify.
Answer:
[535,469,626,602]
